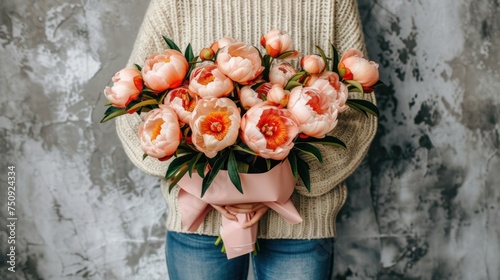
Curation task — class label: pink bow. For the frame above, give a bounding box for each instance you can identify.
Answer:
[177,160,302,259]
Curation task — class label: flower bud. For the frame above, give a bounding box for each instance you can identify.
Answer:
[199,48,215,61]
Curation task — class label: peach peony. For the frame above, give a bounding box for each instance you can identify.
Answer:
[138,105,181,160]
[301,55,326,75]
[141,50,189,92]
[216,42,264,84]
[164,86,197,124]
[104,68,143,108]
[266,84,289,107]
[239,83,273,110]
[189,64,234,98]
[241,104,299,160]
[269,62,298,87]
[190,98,241,158]
[307,73,348,113]
[210,37,238,53]
[338,49,379,87]
[260,29,299,58]
[287,86,338,138]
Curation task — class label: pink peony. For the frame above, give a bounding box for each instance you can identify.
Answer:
[164,86,197,124]
[338,49,379,87]
[266,84,289,107]
[307,72,348,113]
[239,83,273,110]
[216,42,264,84]
[210,37,238,53]
[190,98,241,158]
[141,50,189,92]
[287,86,338,138]
[269,62,298,87]
[103,68,143,108]
[301,55,326,74]
[241,104,300,160]
[260,29,300,58]
[189,64,234,98]
[138,105,181,160]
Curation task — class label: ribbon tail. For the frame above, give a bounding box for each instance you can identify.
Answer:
[220,213,257,259]
[265,200,303,224]
[178,189,212,232]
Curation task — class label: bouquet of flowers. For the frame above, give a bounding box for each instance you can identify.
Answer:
[101,29,382,258]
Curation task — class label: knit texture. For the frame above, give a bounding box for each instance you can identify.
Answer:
[115,0,377,239]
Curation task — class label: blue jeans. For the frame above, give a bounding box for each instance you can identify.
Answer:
[166,231,335,280]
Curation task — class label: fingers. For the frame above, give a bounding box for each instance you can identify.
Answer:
[242,206,269,229]
[211,204,237,221]
[225,203,267,214]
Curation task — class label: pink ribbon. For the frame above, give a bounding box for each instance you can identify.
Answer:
[177,160,302,259]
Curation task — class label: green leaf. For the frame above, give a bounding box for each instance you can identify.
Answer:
[330,44,340,74]
[104,101,112,106]
[196,161,208,178]
[165,154,195,179]
[134,64,142,71]
[233,145,257,156]
[296,155,311,192]
[276,50,297,59]
[100,108,127,123]
[295,135,346,149]
[294,143,323,163]
[227,151,243,194]
[345,80,364,94]
[201,153,228,197]
[168,165,189,192]
[184,43,194,64]
[284,80,303,90]
[346,99,379,118]
[126,99,159,112]
[163,36,181,52]
[315,45,330,71]
[287,151,298,178]
[142,153,148,160]
[187,152,203,177]
[266,159,271,170]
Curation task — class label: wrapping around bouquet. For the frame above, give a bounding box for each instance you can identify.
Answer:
[177,159,303,259]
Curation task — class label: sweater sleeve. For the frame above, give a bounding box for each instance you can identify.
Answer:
[115,0,175,178]
[294,0,378,197]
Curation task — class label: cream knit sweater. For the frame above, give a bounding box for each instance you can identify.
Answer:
[115,0,377,239]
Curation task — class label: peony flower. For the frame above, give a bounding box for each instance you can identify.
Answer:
[138,105,181,160]
[309,79,348,113]
[141,50,189,92]
[190,98,241,158]
[216,42,264,84]
[269,62,298,87]
[103,68,143,108]
[260,29,300,58]
[266,84,289,107]
[239,83,273,109]
[338,49,379,87]
[301,55,326,74]
[210,37,238,53]
[241,104,299,160]
[287,86,338,138]
[189,64,234,98]
[164,86,197,123]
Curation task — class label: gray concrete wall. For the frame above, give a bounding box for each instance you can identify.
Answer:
[0,0,498,279]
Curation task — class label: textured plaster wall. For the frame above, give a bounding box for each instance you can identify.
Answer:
[0,0,498,279]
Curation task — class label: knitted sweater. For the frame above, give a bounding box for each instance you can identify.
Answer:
[115,0,377,239]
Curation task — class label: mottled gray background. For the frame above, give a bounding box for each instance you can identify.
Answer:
[0,0,498,279]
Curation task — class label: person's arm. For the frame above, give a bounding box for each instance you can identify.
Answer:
[294,0,378,197]
[115,0,175,177]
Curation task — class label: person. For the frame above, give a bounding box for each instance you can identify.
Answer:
[115,0,377,279]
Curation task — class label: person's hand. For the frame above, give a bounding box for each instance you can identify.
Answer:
[225,203,269,229]
[211,204,237,221]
